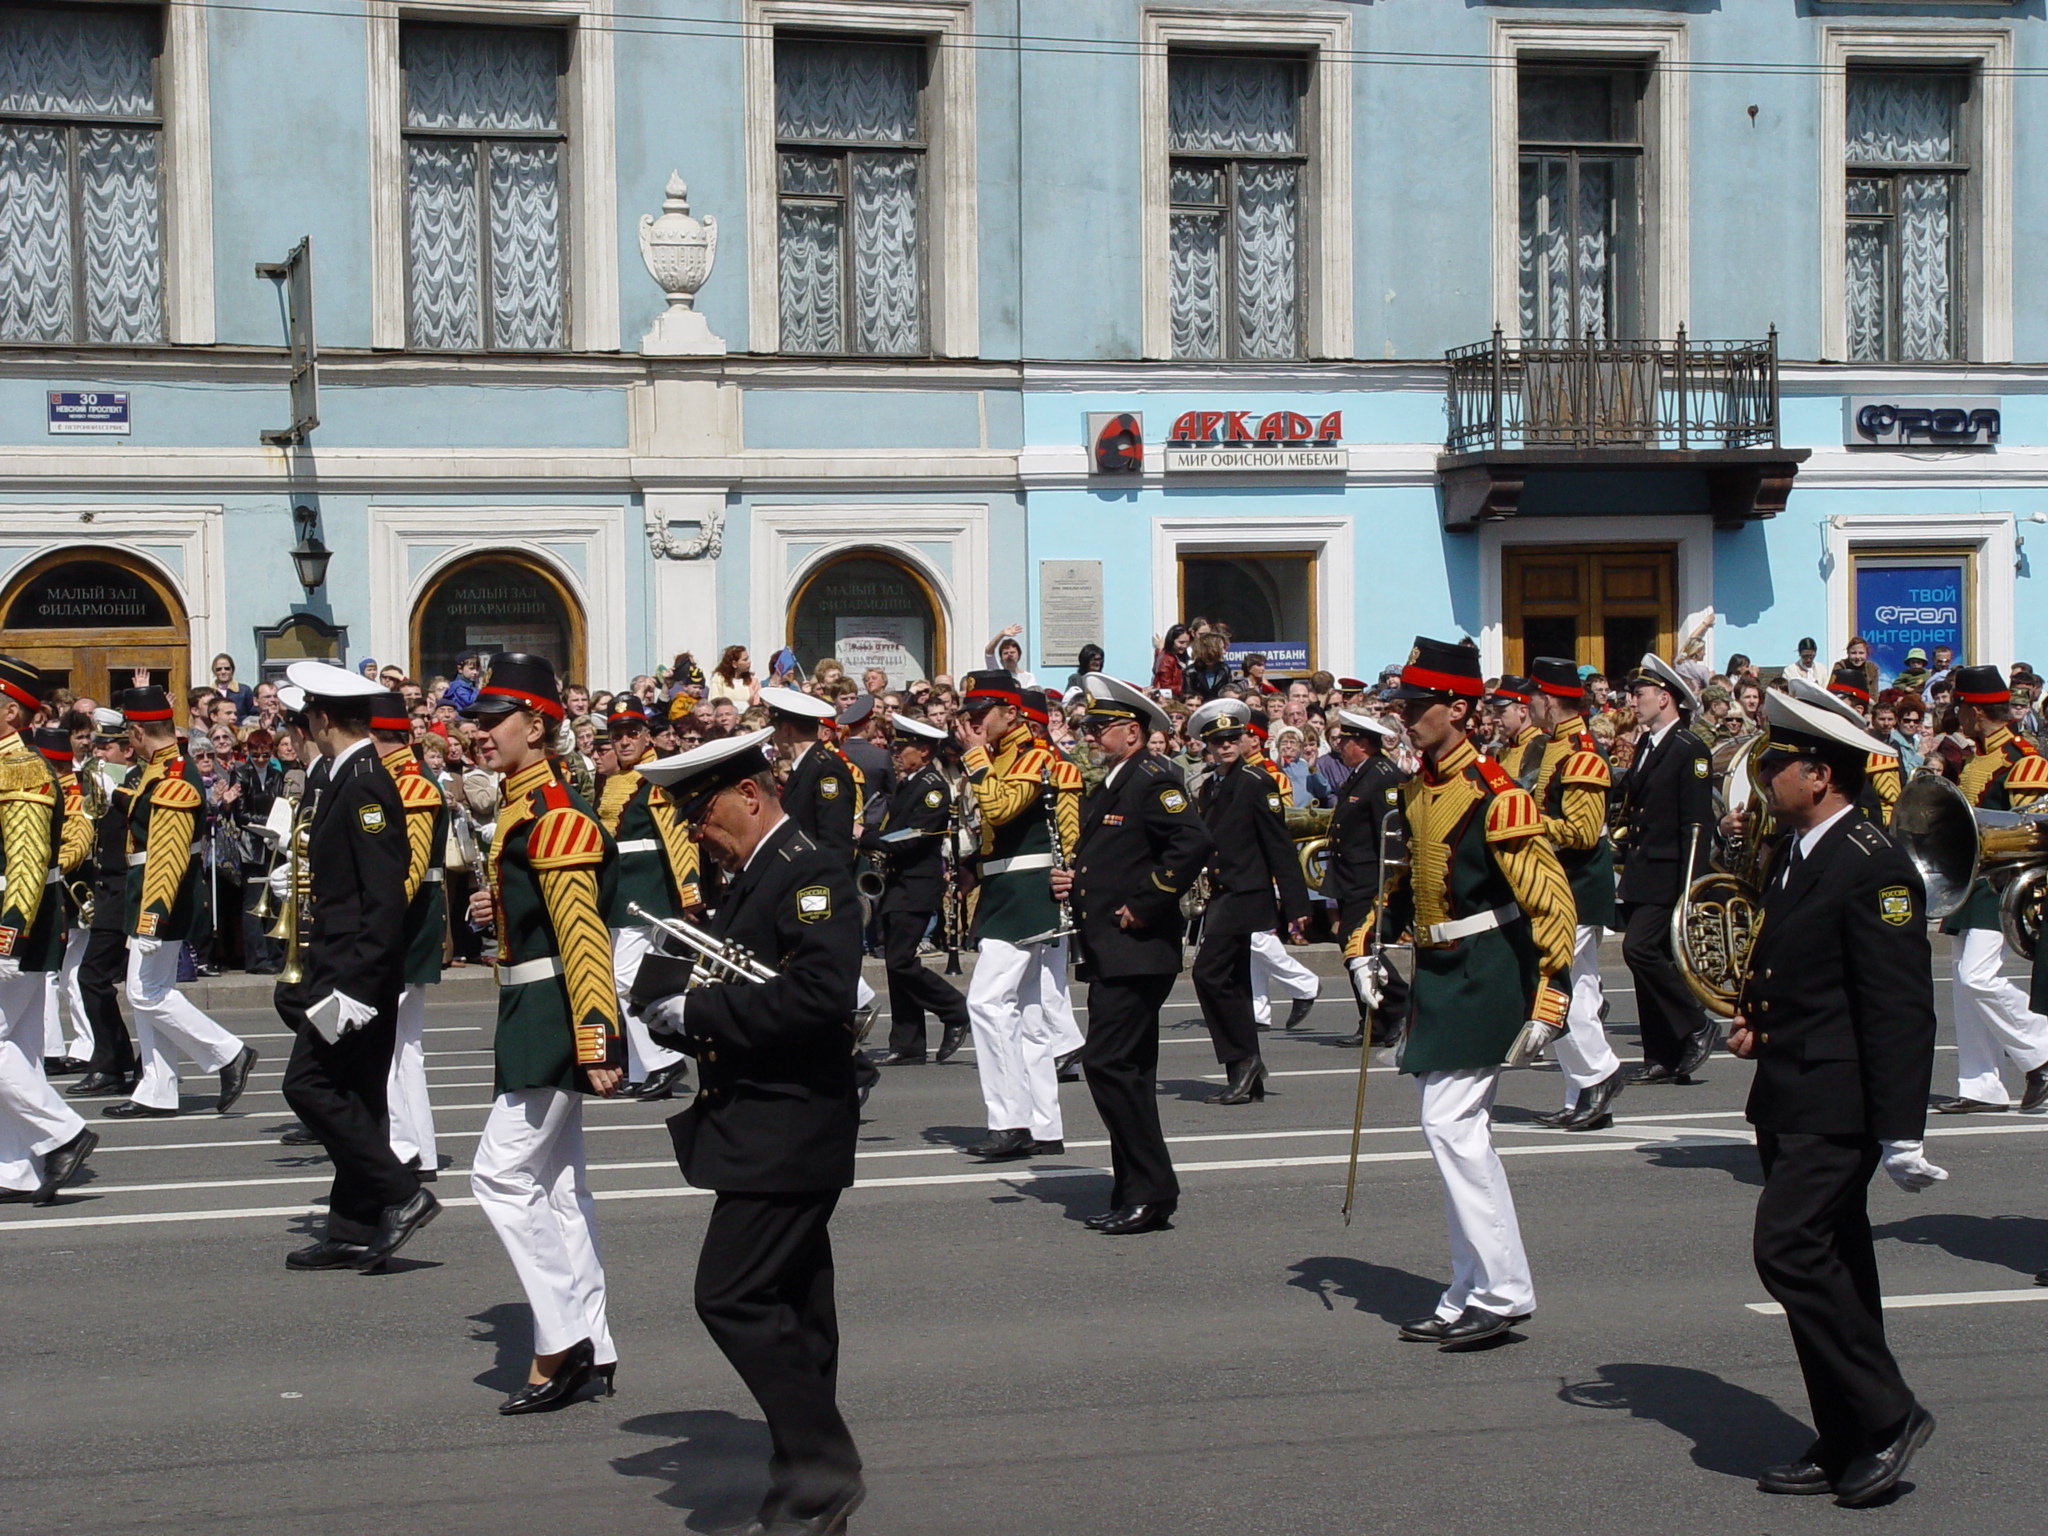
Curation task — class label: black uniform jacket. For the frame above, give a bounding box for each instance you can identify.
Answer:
[1197,760,1311,937]
[841,735,895,828]
[782,741,859,859]
[89,765,136,934]
[1741,813,1935,1143]
[1325,752,1408,921]
[293,741,410,1015]
[1070,751,1213,979]
[863,763,949,918]
[1615,722,1713,905]
[654,818,862,1193]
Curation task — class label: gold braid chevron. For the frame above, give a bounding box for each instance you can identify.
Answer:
[400,782,438,903]
[140,768,200,923]
[536,863,619,1065]
[57,778,93,873]
[1405,773,1480,939]
[1487,822,1578,992]
[0,746,55,938]
[966,727,1042,848]
[648,788,703,906]
[596,767,638,835]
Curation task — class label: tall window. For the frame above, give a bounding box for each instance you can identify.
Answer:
[0,5,162,343]
[1845,70,1968,363]
[1518,67,1644,341]
[1167,52,1304,361]
[774,35,926,356]
[403,24,566,351]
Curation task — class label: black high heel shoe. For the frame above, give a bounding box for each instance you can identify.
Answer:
[593,1361,617,1396]
[1205,1058,1267,1105]
[498,1338,596,1415]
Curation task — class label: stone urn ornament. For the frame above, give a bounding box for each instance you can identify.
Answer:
[638,172,726,355]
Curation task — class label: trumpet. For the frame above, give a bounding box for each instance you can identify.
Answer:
[67,877,94,930]
[627,900,778,986]
[267,800,316,986]
[1893,770,2048,956]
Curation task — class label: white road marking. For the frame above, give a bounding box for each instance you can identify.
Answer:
[1748,1288,2048,1316]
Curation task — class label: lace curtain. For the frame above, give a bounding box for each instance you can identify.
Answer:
[774,40,925,354]
[1517,157,1625,341]
[1845,73,1961,362]
[404,26,564,350]
[0,7,161,343]
[1167,55,1302,360]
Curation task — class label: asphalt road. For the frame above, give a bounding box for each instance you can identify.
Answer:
[7,941,2048,1536]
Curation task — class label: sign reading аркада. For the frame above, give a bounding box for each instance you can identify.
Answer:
[1164,410,1345,473]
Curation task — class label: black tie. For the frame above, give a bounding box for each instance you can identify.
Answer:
[1779,838,1803,889]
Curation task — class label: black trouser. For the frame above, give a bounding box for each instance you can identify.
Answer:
[1754,1131,1915,1467]
[882,909,966,1056]
[1192,929,1259,1065]
[277,984,417,1243]
[696,1190,862,1524]
[80,925,135,1078]
[1082,974,1180,1208]
[240,870,282,975]
[1621,900,1710,1069]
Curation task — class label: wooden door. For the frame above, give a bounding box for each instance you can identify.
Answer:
[1503,544,1675,679]
[0,549,190,702]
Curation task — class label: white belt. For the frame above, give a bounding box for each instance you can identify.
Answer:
[499,956,563,987]
[983,853,1056,875]
[1423,904,1522,945]
[614,838,660,855]
[125,840,203,867]
[422,867,444,883]
[0,869,63,891]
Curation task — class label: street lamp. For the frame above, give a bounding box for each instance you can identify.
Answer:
[290,503,331,592]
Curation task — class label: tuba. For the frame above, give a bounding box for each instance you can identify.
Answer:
[1286,805,1333,896]
[1892,770,2048,954]
[1672,735,1775,1017]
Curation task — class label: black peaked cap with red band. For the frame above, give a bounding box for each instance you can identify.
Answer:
[462,653,565,720]
[1489,674,1534,705]
[1529,656,1584,699]
[1389,636,1485,701]
[0,653,45,714]
[961,670,1025,711]
[368,691,412,733]
[1827,665,1872,705]
[609,696,650,730]
[1017,688,1049,725]
[1952,664,2009,705]
[119,685,174,723]
[32,725,72,765]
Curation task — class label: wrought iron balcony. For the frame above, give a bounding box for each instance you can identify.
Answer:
[1437,327,1807,531]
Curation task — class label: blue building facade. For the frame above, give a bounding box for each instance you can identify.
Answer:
[1,0,2044,696]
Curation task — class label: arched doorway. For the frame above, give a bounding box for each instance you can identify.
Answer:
[0,548,189,699]
[412,551,585,684]
[787,550,945,686]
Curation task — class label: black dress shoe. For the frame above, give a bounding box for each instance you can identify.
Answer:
[877,1051,927,1066]
[1336,1027,1365,1048]
[1675,1026,1719,1079]
[1029,1139,1064,1155]
[286,1238,372,1271]
[102,1100,176,1119]
[33,1126,97,1205]
[65,1071,125,1097]
[1368,1016,1402,1048]
[1628,1063,1676,1086]
[1054,1046,1083,1082]
[357,1187,440,1270]
[1531,1094,1582,1129]
[1284,994,1318,1030]
[1561,1067,1627,1132]
[786,1480,866,1535]
[937,1023,969,1063]
[1083,1206,1120,1230]
[1933,1096,2006,1114]
[966,1127,1033,1161]
[44,1056,88,1077]
[1396,1313,1455,1342]
[1205,1057,1266,1105]
[2022,1065,2048,1114]
[1833,1404,1934,1508]
[216,1044,259,1113]
[636,1061,688,1100]
[1757,1453,1834,1496]
[498,1338,597,1415]
[279,1124,318,1145]
[1095,1201,1174,1235]
[1436,1305,1518,1352]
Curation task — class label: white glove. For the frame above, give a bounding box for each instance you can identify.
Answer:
[130,936,162,956]
[1346,953,1385,1012]
[1505,1018,1567,1069]
[268,863,291,902]
[332,991,379,1036]
[1880,1140,1949,1193]
[0,954,19,980]
[644,993,689,1039]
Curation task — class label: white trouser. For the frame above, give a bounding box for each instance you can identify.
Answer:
[609,925,683,1081]
[57,929,92,1062]
[0,969,85,1192]
[1417,1066,1535,1321]
[1951,929,2048,1105]
[470,1088,616,1364]
[386,984,438,1169]
[125,942,244,1111]
[1249,930,1319,1026]
[966,936,1068,1140]
[1550,925,1619,1101]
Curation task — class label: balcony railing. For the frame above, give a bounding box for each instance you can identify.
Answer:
[1444,327,1781,455]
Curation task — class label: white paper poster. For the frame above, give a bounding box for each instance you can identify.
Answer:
[834,617,925,689]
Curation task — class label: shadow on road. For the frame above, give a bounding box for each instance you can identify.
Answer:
[1558,1363,1810,1478]
[467,1301,535,1393]
[1875,1212,2048,1277]
[917,1124,986,1149]
[1287,1255,1442,1324]
[1640,1141,1764,1188]
[612,1409,773,1530]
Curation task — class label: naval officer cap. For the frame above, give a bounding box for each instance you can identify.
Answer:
[1331,707,1397,741]
[758,685,837,723]
[635,727,778,820]
[1388,636,1485,701]
[1758,689,1891,776]
[460,654,565,721]
[1626,652,1700,717]
[890,713,948,744]
[91,706,126,743]
[285,659,386,703]
[1186,696,1253,742]
[1786,677,1899,759]
[1081,672,1171,737]
[1530,656,1586,700]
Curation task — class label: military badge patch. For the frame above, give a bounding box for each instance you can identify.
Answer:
[1159,788,1187,812]
[1878,885,1913,926]
[359,804,387,832]
[0,926,14,956]
[1267,793,1283,812]
[820,777,841,800]
[796,885,831,922]
[924,788,944,808]
[1102,813,1124,826]
[1692,758,1708,778]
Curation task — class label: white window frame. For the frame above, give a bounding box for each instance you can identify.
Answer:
[1823,512,2013,670]
[161,1,214,343]
[1152,514,1353,673]
[1489,18,1688,340]
[1139,7,1350,362]
[365,0,620,352]
[743,0,977,358]
[1818,26,2012,365]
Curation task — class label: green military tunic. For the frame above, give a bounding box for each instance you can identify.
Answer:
[597,756,701,926]
[1528,718,1617,930]
[380,744,447,986]
[122,743,210,945]
[963,725,1081,945]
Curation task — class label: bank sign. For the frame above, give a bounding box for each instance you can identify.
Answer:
[1855,563,1964,684]
[1166,410,1345,472]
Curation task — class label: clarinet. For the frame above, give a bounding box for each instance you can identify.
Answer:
[1030,761,1077,944]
